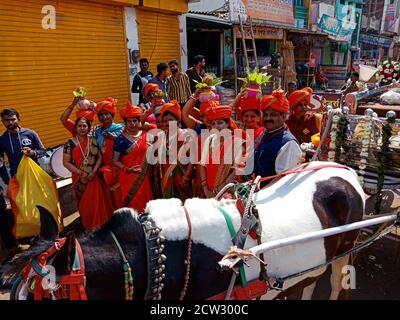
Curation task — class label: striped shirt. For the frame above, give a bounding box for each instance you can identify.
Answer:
[168,72,192,104]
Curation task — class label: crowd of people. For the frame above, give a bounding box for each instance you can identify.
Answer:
[0,55,323,234]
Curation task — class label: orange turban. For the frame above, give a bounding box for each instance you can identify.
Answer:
[160,100,182,121]
[76,110,95,121]
[144,83,159,96]
[204,105,232,122]
[120,101,143,119]
[239,96,261,119]
[199,99,219,116]
[288,87,313,109]
[261,89,289,113]
[96,97,118,116]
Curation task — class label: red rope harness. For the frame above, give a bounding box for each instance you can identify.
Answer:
[257,163,349,185]
[207,279,268,300]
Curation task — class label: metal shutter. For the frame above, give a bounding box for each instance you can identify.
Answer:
[137,8,180,75]
[0,0,130,147]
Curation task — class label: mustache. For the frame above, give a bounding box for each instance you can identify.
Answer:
[264,120,274,124]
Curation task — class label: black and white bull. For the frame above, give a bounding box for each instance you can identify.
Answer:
[2,162,365,300]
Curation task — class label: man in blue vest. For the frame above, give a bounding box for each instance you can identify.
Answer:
[254,89,302,187]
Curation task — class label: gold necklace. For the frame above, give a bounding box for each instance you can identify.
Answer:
[126,130,141,141]
[75,136,91,165]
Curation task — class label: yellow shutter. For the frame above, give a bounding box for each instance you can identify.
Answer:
[137,9,180,75]
[0,0,130,147]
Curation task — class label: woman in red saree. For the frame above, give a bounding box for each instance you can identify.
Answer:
[63,114,113,230]
[200,105,246,198]
[113,102,155,213]
[158,100,194,201]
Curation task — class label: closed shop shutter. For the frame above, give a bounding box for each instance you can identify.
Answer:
[0,0,130,147]
[137,9,180,75]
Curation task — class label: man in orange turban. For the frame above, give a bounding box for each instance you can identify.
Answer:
[286,87,319,144]
[254,89,302,187]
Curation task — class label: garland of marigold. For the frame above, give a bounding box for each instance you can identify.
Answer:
[374,115,395,215]
[334,115,349,163]
[358,113,374,186]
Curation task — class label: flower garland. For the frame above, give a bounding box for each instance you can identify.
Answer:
[334,114,349,163]
[376,59,400,85]
[358,110,375,186]
[374,111,396,215]
[327,111,341,162]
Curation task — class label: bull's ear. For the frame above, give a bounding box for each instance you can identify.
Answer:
[38,206,58,241]
[52,233,76,275]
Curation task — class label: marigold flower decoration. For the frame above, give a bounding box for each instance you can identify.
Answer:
[376,59,400,85]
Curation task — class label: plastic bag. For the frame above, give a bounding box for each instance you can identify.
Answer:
[7,156,63,239]
[380,90,400,105]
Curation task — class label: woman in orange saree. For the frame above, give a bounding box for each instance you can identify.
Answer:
[113,102,155,213]
[158,100,194,201]
[200,105,246,198]
[63,116,113,230]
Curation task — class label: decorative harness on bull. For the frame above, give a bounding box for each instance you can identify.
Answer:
[10,213,167,301]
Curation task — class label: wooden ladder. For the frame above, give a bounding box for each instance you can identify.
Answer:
[238,15,258,70]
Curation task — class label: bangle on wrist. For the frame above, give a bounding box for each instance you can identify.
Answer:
[190,95,198,101]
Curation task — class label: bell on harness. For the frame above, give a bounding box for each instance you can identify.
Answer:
[236,184,250,198]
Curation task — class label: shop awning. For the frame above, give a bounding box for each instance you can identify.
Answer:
[187,13,232,26]
[287,27,328,37]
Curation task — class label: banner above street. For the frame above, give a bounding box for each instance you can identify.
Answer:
[318,14,356,42]
[229,0,295,26]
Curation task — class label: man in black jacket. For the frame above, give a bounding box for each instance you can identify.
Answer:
[131,58,154,105]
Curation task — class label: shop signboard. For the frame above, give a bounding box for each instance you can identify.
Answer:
[360,34,393,48]
[234,25,284,40]
[311,91,342,111]
[318,14,355,42]
[229,0,294,26]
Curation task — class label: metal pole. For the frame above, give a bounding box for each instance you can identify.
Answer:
[219,214,397,267]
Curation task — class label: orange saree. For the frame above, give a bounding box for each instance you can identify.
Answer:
[118,133,153,213]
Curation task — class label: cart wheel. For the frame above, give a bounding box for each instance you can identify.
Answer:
[364,188,377,196]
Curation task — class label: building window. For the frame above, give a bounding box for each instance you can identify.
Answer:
[293,0,304,6]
